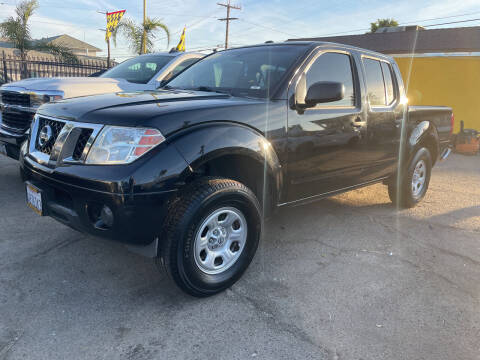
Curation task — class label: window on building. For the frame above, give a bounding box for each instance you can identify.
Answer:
[305,52,356,107]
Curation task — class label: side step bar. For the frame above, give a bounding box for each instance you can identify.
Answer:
[440,147,452,161]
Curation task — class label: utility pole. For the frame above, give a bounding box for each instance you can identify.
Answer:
[142,0,147,54]
[217,1,241,49]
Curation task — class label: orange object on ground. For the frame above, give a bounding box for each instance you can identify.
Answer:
[455,138,479,155]
[454,120,479,155]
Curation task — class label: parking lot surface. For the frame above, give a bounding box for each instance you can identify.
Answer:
[1,154,479,360]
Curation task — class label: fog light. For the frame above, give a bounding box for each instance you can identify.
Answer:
[100,205,114,228]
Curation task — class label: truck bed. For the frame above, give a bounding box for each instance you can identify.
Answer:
[408,105,453,143]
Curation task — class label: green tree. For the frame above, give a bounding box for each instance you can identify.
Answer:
[370,18,399,33]
[0,0,77,77]
[112,17,170,55]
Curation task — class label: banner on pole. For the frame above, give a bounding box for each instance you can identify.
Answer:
[106,10,126,41]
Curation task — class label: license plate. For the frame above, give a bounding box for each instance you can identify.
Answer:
[26,183,43,215]
[0,144,6,156]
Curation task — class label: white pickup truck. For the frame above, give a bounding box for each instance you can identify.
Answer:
[0,51,203,159]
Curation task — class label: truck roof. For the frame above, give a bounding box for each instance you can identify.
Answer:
[225,41,395,62]
[133,51,205,58]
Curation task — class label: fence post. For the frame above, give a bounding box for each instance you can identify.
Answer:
[2,51,7,83]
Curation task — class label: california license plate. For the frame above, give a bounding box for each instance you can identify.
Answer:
[0,144,6,156]
[26,183,43,215]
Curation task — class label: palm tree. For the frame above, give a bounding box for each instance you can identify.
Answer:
[112,17,170,55]
[0,0,77,77]
[0,0,38,62]
[370,18,399,33]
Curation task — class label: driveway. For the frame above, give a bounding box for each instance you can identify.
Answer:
[1,154,479,360]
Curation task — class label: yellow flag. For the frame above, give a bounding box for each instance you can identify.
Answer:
[105,10,126,41]
[176,27,186,52]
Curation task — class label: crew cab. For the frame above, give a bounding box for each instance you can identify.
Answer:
[0,51,203,160]
[20,42,453,297]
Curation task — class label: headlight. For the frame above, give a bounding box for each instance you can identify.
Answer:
[86,126,165,165]
[30,92,63,107]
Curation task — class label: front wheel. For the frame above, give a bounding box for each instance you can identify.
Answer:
[388,147,432,209]
[157,178,262,297]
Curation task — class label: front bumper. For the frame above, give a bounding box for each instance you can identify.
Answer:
[21,156,177,247]
[0,104,35,160]
[0,126,27,160]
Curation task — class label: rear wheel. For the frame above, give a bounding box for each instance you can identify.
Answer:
[157,178,261,297]
[388,147,432,208]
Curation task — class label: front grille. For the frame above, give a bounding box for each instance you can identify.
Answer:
[1,110,34,132]
[1,91,30,107]
[29,116,102,167]
[72,128,93,160]
[35,117,65,155]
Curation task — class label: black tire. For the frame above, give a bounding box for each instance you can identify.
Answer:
[157,178,262,297]
[388,147,432,209]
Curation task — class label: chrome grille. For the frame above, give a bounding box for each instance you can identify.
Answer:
[72,128,93,160]
[1,91,30,107]
[28,115,103,167]
[1,110,34,132]
[35,117,66,155]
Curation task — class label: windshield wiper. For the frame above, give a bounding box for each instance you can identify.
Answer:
[191,86,231,95]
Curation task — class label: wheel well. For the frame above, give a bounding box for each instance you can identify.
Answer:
[421,136,438,166]
[188,154,277,214]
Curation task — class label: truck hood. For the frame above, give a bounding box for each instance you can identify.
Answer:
[2,77,146,98]
[37,89,276,136]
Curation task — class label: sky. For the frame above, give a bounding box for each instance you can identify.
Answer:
[1,0,480,61]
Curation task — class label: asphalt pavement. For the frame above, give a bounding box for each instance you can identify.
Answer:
[1,154,479,360]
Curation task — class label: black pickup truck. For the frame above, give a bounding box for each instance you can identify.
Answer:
[20,42,453,296]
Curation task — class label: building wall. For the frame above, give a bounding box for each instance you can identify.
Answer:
[394,56,480,132]
[71,50,97,57]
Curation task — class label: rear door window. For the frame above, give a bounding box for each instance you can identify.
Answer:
[363,58,386,106]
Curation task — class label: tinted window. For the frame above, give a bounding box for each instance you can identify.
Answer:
[101,55,173,84]
[381,62,395,105]
[167,45,308,98]
[171,58,199,77]
[363,58,386,106]
[305,52,355,107]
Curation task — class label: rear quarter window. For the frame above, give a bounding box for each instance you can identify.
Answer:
[381,62,396,105]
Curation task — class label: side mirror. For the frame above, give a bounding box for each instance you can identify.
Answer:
[304,81,345,107]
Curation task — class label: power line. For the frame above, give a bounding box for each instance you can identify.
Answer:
[237,19,299,37]
[400,10,480,25]
[423,18,480,27]
[218,1,241,49]
[156,9,221,42]
[294,13,480,38]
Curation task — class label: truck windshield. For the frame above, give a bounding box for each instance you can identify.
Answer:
[100,55,173,84]
[166,45,307,98]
